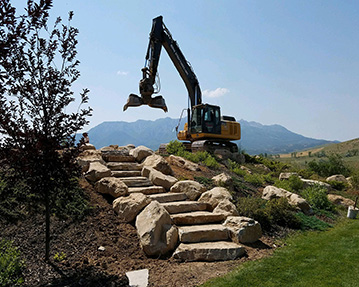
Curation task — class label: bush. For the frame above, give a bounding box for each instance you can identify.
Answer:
[275,175,303,193]
[166,140,186,155]
[301,184,334,211]
[244,173,265,187]
[296,212,332,231]
[0,239,24,286]
[194,176,214,189]
[237,197,301,231]
[307,153,351,177]
[327,180,347,191]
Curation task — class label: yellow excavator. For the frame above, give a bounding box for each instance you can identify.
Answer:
[124,16,241,152]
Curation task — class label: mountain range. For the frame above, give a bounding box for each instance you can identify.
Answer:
[85,118,338,155]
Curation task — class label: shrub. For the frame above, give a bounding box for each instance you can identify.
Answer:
[296,212,332,231]
[301,184,334,211]
[237,197,301,231]
[194,176,214,189]
[327,180,347,191]
[307,153,351,177]
[275,175,303,193]
[166,140,186,155]
[244,173,265,187]
[0,239,24,286]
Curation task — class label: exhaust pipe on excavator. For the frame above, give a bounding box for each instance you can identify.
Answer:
[123,67,168,112]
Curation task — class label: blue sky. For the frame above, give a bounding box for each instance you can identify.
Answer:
[12,0,359,141]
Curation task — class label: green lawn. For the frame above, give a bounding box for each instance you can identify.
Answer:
[201,219,359,287]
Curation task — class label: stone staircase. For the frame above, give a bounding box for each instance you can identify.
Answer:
[82,145,259,262]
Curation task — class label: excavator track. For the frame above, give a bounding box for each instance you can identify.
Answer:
[191,140,238,153]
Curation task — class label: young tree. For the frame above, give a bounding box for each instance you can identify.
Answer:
[0,0,92,261]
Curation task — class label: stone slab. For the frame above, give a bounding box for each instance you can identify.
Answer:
[171,211,226,225]
[106,162,142,171]
[178,224,229,243]
[129,186,166,195]
[161,201,208,214]
[173,241,245,262]
[111,170,142,177]
[149,193,187,203]
[120,177,153,187]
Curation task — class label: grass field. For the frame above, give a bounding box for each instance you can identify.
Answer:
[201,218,359,287]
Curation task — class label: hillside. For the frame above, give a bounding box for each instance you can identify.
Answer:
[84,118,337,155]
[278,138,359,169]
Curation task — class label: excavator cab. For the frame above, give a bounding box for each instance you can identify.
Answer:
[190,104,221,135]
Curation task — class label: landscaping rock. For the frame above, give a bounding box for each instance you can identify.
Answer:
[212,173,233,187]
[136,201,178,256]
[95,177,129,198]
[101,149,134,162]
[80,143,96,151]
[173,241,245,262]
[213,200,239,217]
[262,185,312,215]
[301,179,332,191]
[142,154,173,175]
[326,174,347,183]
[168,155,201,171]
[223,216,262,243]
[130,145,154,162]
[254,164,271,172]
[142,166,178,190]
[198,187,233,209]
[328,194,355,208]
[77,150,105,172]
[85,162,112,182]
[170,180,206,201]
[113,193,151,223]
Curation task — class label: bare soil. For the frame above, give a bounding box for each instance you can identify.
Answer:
[0,166,276,287]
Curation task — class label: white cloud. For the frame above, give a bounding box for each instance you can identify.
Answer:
[116,70,129,76]
[202,87,229,98]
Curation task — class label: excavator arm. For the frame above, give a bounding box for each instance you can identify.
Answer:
[124,16,202,112]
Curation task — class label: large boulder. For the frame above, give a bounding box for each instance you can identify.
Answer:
[301,179,332,192]
[95,177,129,198]
[170,180,206,201]
[198,187,233,210]
[85,162,112,182]
[142,154,173,175]
[142,166,178,190]
[326,174,347,183]
[223,216,262,244]
[113,193,151,223]
[77,150,105,172]
[262,186,312,215]
[168,155,201,172]
[136,201,178,256]
[130,145,154,162]
[212,173,233,187]
[80,143,96,151]
[213,200,239,217]
[328,194,355,208]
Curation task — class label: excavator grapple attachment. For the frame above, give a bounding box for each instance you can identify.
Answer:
[123,93,168,112]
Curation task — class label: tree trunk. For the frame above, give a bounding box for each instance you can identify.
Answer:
[45,189,50,261]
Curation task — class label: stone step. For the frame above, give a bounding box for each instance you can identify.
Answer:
[148,193,187,203]
[161,201,208,214]
[111,170,142,177]
[171,211,226,225]
[107,162,142,171]
[178,224,229,243]
[128,186,166,195]
[172,241,245,262]
[120,177,152,187]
